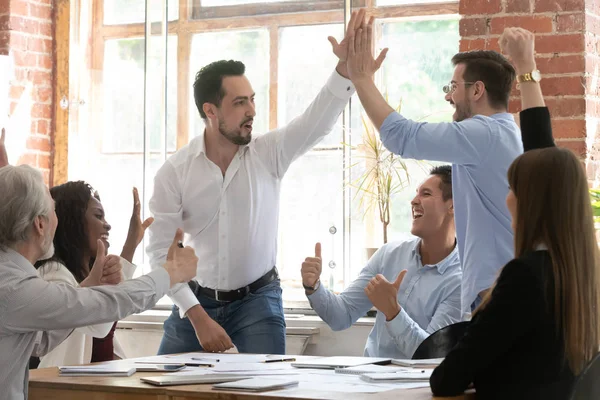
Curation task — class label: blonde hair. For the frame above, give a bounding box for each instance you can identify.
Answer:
[477,147,600,374]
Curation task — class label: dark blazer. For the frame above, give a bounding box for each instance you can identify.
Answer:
[430,108,576,399]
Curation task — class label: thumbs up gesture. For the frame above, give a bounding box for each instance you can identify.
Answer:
[81,240,123,287]
[364,270,407,321]
[163,229,198,287]
[301,242,322,292]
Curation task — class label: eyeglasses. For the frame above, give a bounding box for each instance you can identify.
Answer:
[443,81,476,94]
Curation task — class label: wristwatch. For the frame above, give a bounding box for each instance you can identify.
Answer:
[303,280,320,292]
[517,69,542,83]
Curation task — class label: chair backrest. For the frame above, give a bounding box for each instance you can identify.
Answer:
[412,321,470,360]
[570,352,600,400]
[29,356,40,369]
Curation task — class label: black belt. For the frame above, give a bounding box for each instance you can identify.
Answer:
[188,267,279,303]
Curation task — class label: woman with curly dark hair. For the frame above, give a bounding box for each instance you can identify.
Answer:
[35,183,153,366]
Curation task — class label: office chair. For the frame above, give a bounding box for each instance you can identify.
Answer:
[412,321,470,359]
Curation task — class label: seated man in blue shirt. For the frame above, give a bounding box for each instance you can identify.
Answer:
[301,166,461,359]
[343,16,523,316]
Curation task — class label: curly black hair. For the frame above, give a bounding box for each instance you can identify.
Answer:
[34,181,100,283]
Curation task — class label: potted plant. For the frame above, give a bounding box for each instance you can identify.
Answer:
[590,188,600,223]
[347,103,412,258]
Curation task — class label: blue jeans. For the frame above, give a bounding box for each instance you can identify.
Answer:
[471,294,483,312]
[158,279,286,355]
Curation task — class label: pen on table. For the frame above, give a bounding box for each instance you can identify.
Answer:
[134,361,214,367]
[191,357,220,362]
[264,357,296,363]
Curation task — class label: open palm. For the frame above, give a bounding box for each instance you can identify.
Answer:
[327,9,366,62]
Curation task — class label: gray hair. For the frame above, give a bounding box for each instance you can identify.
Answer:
[0,165,52,251]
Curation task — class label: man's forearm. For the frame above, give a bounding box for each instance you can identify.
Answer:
[186,303,211,325]
[514,61,545,110]
[353,78,395,130]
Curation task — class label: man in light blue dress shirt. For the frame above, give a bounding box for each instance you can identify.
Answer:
[301,166,461,359]
[343,18,523,315]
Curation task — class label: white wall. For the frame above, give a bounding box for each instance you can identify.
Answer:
[115,312,373,358]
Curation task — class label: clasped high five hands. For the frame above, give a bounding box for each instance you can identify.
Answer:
[365,270,407,322]
[328,9,389,82]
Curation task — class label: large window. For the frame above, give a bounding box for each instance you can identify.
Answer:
[65,0,459,307]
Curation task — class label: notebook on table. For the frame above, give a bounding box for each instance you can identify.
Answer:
[140,374,245,386]
[391,358,444,368]
[213,378,299,392]
[360,369,433,383]
[291,356,391,370]
[335,364,411,375]
[58,365,136,377]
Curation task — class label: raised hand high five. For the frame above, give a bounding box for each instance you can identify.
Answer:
[347,16,388,83]
[328,9,365,61]
[122,187,154,263]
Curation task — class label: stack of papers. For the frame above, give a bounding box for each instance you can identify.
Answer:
[59,365,136,377]
[335,365,411,375]
[291,356,391,369]
[391,358,444,368]
[360,369,433,383]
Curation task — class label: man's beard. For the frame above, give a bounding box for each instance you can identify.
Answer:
[453,99,472,122]
[218,118,252,146]
[39,234,55,261]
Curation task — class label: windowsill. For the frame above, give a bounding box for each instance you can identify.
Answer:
[119,309,376,328]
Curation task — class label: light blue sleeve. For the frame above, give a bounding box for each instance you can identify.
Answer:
[307,248,386,331]
[384,276,462,357]
[379,112,495,166]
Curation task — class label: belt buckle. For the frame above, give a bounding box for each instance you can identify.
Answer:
[214,289,221,302]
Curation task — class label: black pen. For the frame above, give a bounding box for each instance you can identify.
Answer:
[264,357,296,363]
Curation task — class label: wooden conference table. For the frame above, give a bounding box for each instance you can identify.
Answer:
[29,357,476,400]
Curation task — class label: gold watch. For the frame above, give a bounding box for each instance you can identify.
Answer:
[517,69,542,83]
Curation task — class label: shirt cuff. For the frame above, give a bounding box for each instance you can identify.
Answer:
[146,268,172,300]
[306,282,328,306]
[326,70,355,99]
[170,283,200,318]
[120,257,138,280]
[385,307,414,339]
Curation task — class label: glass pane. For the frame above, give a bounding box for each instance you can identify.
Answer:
[278,24,344,147]
[380,17,459,122]
[102,36,177,153]
[350,17,459,253]
[278,151,344,302]
[188,29,269,142]
[104,0,179,25]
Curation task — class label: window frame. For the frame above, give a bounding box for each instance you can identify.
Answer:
[55,0,459,308]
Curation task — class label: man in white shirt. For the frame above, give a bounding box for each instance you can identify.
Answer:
[147,10,369,354]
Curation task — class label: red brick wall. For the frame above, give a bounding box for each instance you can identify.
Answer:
[459,0,599,177]
[0,0,54,184]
